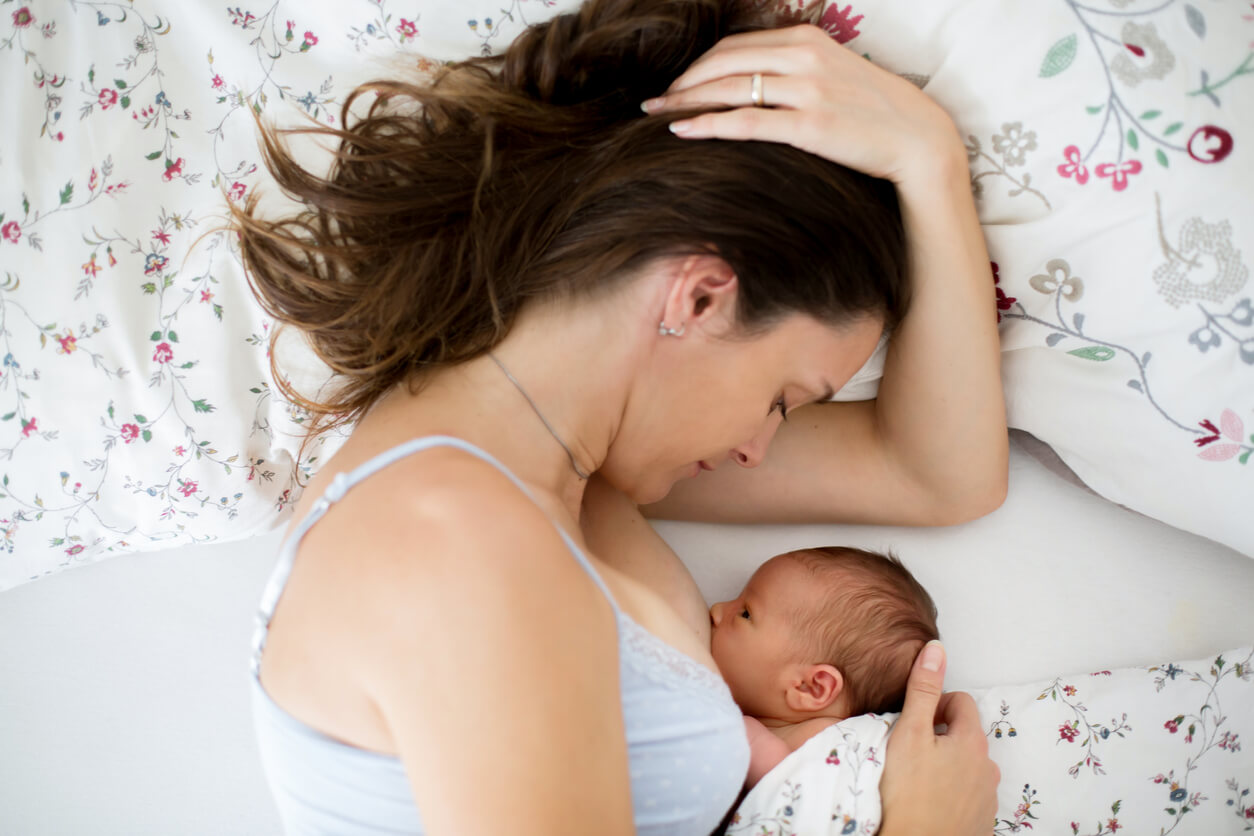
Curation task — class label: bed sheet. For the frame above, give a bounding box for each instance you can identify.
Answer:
[1,433,1251,836]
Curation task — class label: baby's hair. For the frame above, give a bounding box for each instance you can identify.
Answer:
[784,546,939,716]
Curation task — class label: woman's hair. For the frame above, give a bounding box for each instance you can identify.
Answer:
[233,0,908,440]
[786,546,939,716]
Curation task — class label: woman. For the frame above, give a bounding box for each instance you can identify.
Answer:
[238,1,1005,833]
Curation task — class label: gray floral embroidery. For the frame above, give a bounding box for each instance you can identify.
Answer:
[1029,259,1084,301]
[1110,22,1176,87]
[991,122,1038,167]
[965,125,1052,210]
[1187,298,1254,365]
[1151,194,1249,309]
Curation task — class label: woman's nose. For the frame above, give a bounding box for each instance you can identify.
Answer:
[731,422,776,468]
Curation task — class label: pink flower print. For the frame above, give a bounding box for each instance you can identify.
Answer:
[88,168,98,192]
[200,290,214,303]
[1059,723,1079,742]
[12,6,34,28]
[301,30,318,51]
[152,229,171,245]
[41,22,55,38]
[178,480,199,498]
[173,445,186,456]
[65,543,84,556]
[143,252,169,275]
[820,4,863,44]
[98,88,119,110]
[1063,685,1077,696]
[1056,145,1090,185]
[825,749,841,765]
[56,330,78,355]
[397,18,418,41]
[120,423,140,444]
[1164,718,1180,733]
[82,255,101,277]
[107,247,117,267]
[1094,159,1142,192]
[152,342,174,364]
[1196,409,1245,461]
[1108,819,1121,832]
[21,417,38,437]
[162,157,185,182]
[1,221,20,244]
[228,181,246,201]
[1219,731,1241,751]
[211,74,224,89]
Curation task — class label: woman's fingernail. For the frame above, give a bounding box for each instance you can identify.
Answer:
[669,120,693,136]
[920,640,945,672]
[641,97,664,113]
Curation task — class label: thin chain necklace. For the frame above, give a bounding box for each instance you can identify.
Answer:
[488,352,591,480]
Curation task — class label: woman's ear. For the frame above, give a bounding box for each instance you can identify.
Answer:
[785,664,845,714]
[658,253,738,337]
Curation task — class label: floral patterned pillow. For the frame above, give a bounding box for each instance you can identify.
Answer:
[832,0,1253,555]
[973,647,1254,835]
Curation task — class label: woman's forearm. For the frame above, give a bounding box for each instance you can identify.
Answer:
[874,143,1009,522]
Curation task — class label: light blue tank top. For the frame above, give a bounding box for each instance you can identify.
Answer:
[250,436,749,835]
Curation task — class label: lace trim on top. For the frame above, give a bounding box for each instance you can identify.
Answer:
[616,612,735,706]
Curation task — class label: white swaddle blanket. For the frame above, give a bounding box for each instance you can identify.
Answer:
[725,714,895,836]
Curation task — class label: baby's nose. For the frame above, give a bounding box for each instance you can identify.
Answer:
[709,601,725,627]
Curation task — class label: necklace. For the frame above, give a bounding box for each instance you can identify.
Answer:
[488,352,591,480]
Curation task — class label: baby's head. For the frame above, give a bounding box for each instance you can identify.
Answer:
[709,546,938,722]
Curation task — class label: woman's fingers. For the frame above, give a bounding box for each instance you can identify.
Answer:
[646,73,814,114]
[895,640,948,740]
[666,26,817,92]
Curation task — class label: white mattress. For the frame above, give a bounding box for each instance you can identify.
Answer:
[2,433,1251,836]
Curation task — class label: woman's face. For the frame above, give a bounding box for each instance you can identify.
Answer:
[601,310,885,505]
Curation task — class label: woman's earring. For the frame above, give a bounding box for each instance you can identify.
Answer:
[658,321,685,337]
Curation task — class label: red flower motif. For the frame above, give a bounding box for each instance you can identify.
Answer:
[1123,43,1145,57]
[1246,808,1254,819]
[56,332,77,355]
[825,751,841,765]
[200,290,214,303]
[1059,723,1079,742]
[304,30,318,45]
[1194,418,1222,447]
[1094,159,1142,192]
[21,417,38,437]
[1,221,20,244]
[1164,719,1179,733]
[162,157,185,182]
[211,74,224,89]
[107,248,117,267]
[12,7,34,28]
[992,262,1016,322]
[228,181,246,201]
[120,423,140,444]
[98,88,119,110]
[397,18,418,40]
[1108,818,1121,832]
[1056,145,1090,185]
[820,4,863,44]
[152,342,174,364]
[179,480,199,498]
[1187,125,1234,164]
[152,229,171,245]
[82,256,101,277]
[1064,685,1077,696]
[65,543,84,556]
[173,445,186,456]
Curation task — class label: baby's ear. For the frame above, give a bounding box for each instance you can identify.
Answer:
[788,664,844,714]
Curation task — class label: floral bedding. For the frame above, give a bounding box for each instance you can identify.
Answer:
[1,0,1250,589]
[729,647,1254,835]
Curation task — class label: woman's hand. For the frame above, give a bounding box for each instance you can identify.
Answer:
[642,24,961,185]
[880,642,1000,836]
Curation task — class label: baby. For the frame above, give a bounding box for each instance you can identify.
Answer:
[708,546,939,789]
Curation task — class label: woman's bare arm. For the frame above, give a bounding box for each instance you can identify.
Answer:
[355,462,636,836]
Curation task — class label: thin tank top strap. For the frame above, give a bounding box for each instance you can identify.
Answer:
[250,435,619,674]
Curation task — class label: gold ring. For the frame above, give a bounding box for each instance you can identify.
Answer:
[750,73,764,107]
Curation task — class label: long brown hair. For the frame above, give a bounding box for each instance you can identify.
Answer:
[233,0,908,443]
